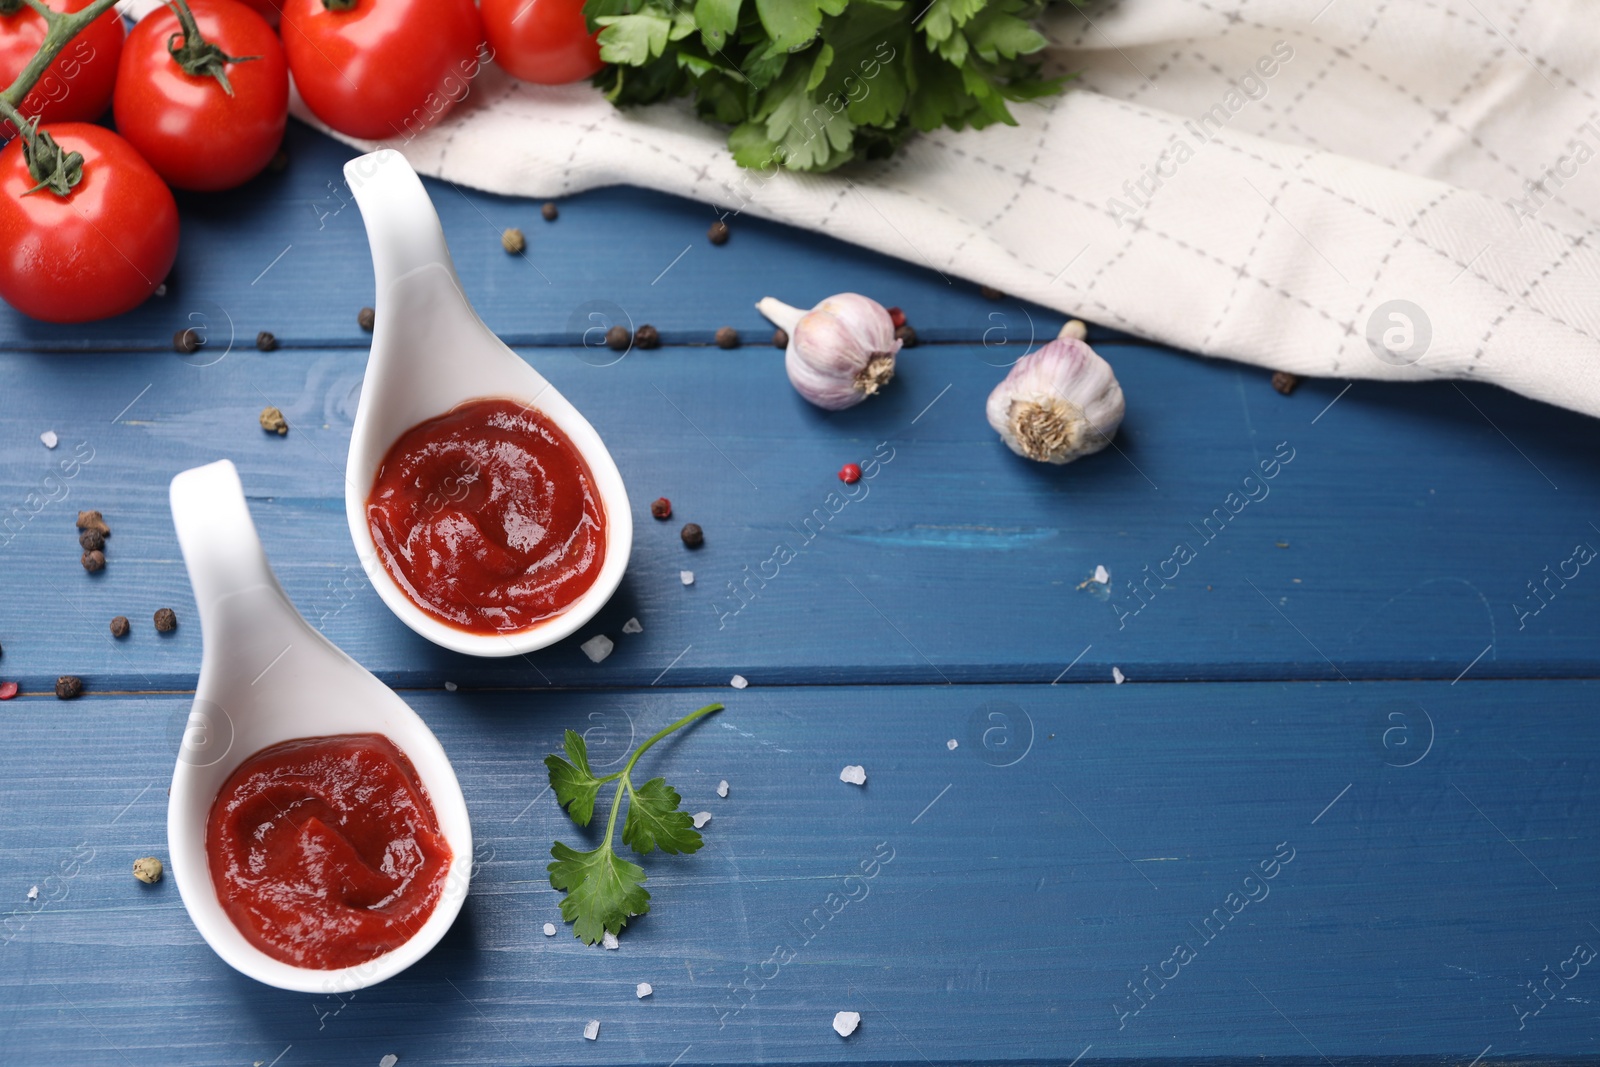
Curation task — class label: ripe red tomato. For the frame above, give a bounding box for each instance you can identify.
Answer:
[481,0,602,85]
[0,0,124,135]
[234,0,282,26]
[280,0,485,141]
[0,124,179,323]
[114,0,288,191]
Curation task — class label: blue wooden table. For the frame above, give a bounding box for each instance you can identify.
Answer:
[2,118,1598,1066]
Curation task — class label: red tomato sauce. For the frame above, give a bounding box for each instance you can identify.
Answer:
[206,734,453,970]
[366,398,607,634]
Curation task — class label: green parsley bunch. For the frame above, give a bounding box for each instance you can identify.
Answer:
[583,0,1071,171]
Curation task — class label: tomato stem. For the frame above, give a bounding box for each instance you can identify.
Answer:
[321,0,358,10]
[163,0,258,97]
[0,0,121,112]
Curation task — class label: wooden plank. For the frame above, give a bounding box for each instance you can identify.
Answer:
[1,681,1596,1064]
[1,341,1595,690]
[0,119,1075,353]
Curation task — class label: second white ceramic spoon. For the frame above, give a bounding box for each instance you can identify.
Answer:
[342,149,633,657]
[168,459,473,992]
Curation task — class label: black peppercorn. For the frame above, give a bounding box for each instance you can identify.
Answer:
[55,675,83,699]
[715,326,739,349]
[269,147,289,173]
[1271,371,1300,396]
[358,307,375,331]
[542,202,559,221]
[707,220,730,245]
[76,510,110,537]
[154,607,178,633]
[680,523,704,548]
[256,330,278,351]
[110,615,130,638]
[895,324,918,348]
[81,549,105,573]
[651,497,672,520]
[772,328,788,349]
[173,327,203,354]
[605,325,631,351]
[79,528,105,552]
[635,324,661,349]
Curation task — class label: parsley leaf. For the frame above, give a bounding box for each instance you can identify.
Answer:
[585,0,1077,171]
[545,703,724,944]
[545,730,603,826]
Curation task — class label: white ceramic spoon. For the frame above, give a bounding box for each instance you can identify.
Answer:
[167,459,473,993]
[342,149,633,657]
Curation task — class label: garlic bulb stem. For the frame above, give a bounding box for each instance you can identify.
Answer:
[755,297,805,335]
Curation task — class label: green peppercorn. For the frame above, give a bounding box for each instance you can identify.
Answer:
[502,228,526,255]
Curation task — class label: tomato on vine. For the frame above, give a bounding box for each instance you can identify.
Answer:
[114,0,288,191]
[481,0,601,86]
[0,123,179,323]
[280,0,485,141]
[0,0,124,136]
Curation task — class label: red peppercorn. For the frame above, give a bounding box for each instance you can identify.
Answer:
[651,497,672,520]
[888,306,906,328]
[0,681,17,700]
[839,463,862,484]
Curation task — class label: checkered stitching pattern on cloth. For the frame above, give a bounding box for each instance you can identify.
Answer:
[268,0,1600,417]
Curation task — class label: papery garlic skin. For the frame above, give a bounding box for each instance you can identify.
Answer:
[756,294,901,411]
[986,339,1125,464]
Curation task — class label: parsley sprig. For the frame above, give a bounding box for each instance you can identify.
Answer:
[545,702,724,943]
[583,0,1074,172]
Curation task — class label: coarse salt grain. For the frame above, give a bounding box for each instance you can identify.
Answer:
[543,922,557,936]
[729,674,748,689]
[1093,564,1109,584]
[583,1020,600,1041]
[839,765,867,786]
[603,930,619,950]
[946,739,959,750]
[40,431,58,449]
[692,811,711,828]
[680,570,695,585]
[444,681,457,692]
[581,634,614,663]
[27,885,38,900]
[379,1056,398,1067]
[1112,666,1126,684]
[717,780,729,798]
[622,617,643,634]
[636,983,653,999]
[833,1011,861,1037]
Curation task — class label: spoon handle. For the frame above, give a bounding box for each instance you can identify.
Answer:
[345,150,462,300]
[170,460,312,660]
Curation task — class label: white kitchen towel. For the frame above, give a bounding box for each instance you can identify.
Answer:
[286,0,1600,417]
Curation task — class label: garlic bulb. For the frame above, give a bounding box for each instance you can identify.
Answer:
[756,293,901,410]
[986,338,1125,464]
